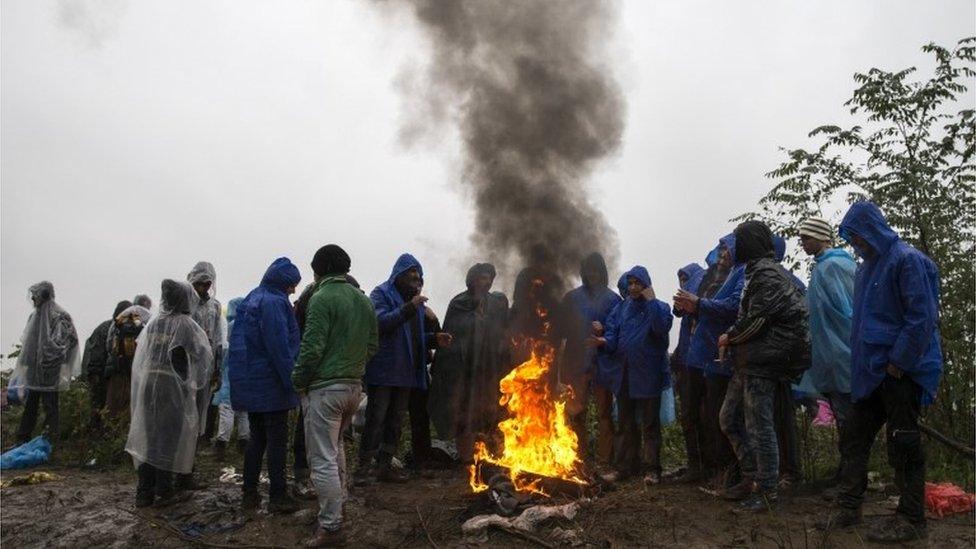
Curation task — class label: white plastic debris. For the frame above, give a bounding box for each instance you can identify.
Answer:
[461,501,581,538]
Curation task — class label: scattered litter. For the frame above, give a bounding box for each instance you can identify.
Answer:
[217,466,267,485]
[0,471,61,488]
[925,482,976,518]
[812,399,835,427]
[0,436,51,470]
[462,501,581,540]
[160,490,247,537]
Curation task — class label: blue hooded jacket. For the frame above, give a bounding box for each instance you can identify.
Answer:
[839,202,942,405]
[672,263,705,367]
[798,248,856,396]
[366,254,429,389]
[686,234,745,376]
[773,235,808,292]
[616,273,628,298]
[598,266,673,398]
[229,258,302,413]
[213,297,244,406]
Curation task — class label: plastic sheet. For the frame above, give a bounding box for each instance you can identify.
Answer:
[0,436,52,470]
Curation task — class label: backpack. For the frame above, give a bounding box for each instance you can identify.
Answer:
[114,313,145,361]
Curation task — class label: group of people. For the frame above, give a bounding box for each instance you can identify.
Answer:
[7,200,942,545]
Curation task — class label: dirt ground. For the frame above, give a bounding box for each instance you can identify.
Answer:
[1,449,973,549]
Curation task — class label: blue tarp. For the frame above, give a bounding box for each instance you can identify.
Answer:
[0,435,51,470]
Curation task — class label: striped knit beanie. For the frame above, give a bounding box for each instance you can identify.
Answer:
[799,216,833,242]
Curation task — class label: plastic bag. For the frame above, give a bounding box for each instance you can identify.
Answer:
[925,482,975,518]
[5,379,28,406]
[0,436,51,470]
[660,387,676,425]
[812,399,836,427]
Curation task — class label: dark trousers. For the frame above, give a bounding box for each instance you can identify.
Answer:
[703,374,734,473]
[137,463,174,499]
[17,391,59,444]
[359,385,411,468]
[244,410,290,499]
[89,380,107,432]
[613,379,662,476]
[824,391,854,481]
[408,388,433,464]
[203,401,218,440]
[720,373,779,491]
[594,384,615,466]
[837,376,926,523]
[293,409,309,479]
[774,382,801,481]
[677,366,707,473]
[104,372,131,418]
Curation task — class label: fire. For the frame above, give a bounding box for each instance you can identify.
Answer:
[468,338,586,494]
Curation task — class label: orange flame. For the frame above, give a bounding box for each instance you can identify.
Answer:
[468,337,585,494]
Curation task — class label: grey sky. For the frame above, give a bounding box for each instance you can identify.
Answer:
[2,0,973,353]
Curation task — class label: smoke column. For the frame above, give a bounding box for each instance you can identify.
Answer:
[391,0,625,279]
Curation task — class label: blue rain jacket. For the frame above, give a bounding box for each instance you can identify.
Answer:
[563,285,622,380]
[774,235,807,292]
[213,297,243,406]
[672,263,705,367]
[839,202,942,405]
[615,273,628,298]
[229,258,302,413]
[598,266,673,398]
[797,248,855,396]
[686,234,745,377]
[366,254,429,389]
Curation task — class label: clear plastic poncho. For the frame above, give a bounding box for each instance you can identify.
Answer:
[125,280,214,474]
[10,282,80,392]
[187,261,226,356]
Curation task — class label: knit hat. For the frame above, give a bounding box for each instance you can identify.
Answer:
[311,244,351,277]
[799,216,833,242]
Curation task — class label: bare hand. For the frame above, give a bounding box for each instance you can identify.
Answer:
[641,286,656,301]
[718,334,730,348]
[886,363,903,379]
[591,321,604,336]
[436,332,454,348]
[585,336,606,348]
[674,290,699,313]
[411,295,429,307]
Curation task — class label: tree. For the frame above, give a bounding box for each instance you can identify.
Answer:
[738,38,975,459]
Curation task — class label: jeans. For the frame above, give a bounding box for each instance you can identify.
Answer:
[244,409,290,499]
[703,374,734,473]
[720,373,779,491]
[774,382,800,480]
[677,366,707,472]
[216,402,249,443]
[408,388,433,464]
[304,383,362,531]
[17,391,59,444]
[358,385,411,468]
[137,463,174,499]
[837,376,926,524]
[824,391,853,480]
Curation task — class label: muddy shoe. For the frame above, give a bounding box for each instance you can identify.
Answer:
[214,440,227,462]
[866,515,927,543]
[154,491,192,508]
[739,491,777,513]
[175,474,209,492]
[268,494,303,514]
[720,477,754,501]
[643,471,662,486]
[241,491,261,512]
[377,466,409,484]
[135,493,154,508]
[815,508,862,531]
[306,527,347,547]
[292,481,318,501]
[820,485,841,502]
[599,469,622,483]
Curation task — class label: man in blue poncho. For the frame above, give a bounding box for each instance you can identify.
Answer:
[797,216,856,496]
[355,254,452,485]
[590,266,673,485]
[818,202,942,543]
[671,262,706,483]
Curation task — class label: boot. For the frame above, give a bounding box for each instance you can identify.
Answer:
[214,440,227,462]
[236,438,249,454]
[720,476,754,501]
[154,491,192,508]
[815,508,862,531]
[175,473,209,492]
[739,490,777,513]
[865,515,927,543]
[306,527,347,547]
[241,490,261,512]
[268,493,303,514]
[377,465,409,484]
[353,465,374,487]
[135,492,154,508]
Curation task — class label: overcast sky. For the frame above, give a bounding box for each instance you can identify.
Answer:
[2,0,973,354]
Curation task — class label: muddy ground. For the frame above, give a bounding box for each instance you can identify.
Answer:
[1,447,973,549]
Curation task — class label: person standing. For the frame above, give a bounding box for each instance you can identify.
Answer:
[817,202,942,543]
[187,261,225,442]
[82,300,131,432]
[292,245,378,547]
[717,221,809,513]
[671,262,706,482]
[212,297,249,461]
[126,280,213,507]
[797,216,856,496]
[590,266,673,485]
[228,258,303,513]
[104,303,151,418]
[12,282,80,446]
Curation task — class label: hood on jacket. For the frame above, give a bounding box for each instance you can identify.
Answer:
[705,246,720,267]
[29,281,55,307]
[388,253,423,284]
[580,252,609,288]
[113,300,133,319]
[719,233,737,264]
[677,263,704,290]
[616,273,628,298]
[188,261,217,285]
[839,201,900,256]
[623,265,652,290]
[465,263,496,290]
[226,297,244,323]
[773,235,787,262]
[816,248,855,264]
[733,221,775,264]
[160,279,198,315]
[260,257,302,292]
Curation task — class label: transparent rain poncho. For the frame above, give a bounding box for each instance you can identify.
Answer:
[187,261,226,356]
[125,280,214,474]
[10,282,80,392]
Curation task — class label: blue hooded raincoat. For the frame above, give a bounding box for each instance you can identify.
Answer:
[672,263,705,367]
[229,258,302,413]
[839,202,942,405]
[798,248,856,396]
[366,253,429,389]
[773,235,808,292]
[686,234,745,377]
[598,266,673,399]
[213,297,244,406]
